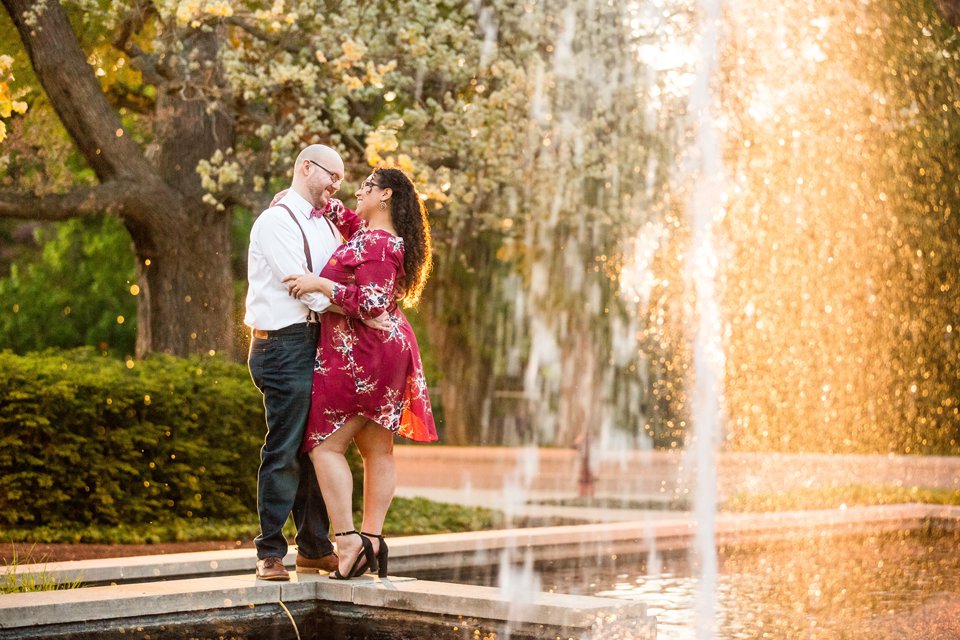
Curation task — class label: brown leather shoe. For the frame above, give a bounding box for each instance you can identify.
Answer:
[255,556,289,581]
[295,551,339,574]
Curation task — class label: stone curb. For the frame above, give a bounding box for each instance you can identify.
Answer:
[0,572,648,633]
[10,503,959,587]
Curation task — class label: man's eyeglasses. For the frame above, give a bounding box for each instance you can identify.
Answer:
[307,159,342,184]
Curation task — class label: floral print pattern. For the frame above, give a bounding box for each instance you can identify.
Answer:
[301,200,437,450]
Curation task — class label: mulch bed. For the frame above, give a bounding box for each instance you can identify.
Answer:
[3,539,256,565]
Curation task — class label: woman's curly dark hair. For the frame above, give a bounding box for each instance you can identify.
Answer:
[373,167,432,307]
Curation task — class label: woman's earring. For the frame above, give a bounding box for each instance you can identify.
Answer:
[379,201,387,210]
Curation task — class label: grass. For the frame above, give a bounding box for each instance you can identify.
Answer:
[1,496,501,545]
[721,484,960,512]
[1,547,84,594]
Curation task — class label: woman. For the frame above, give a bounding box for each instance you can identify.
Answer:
[282,167,437,580]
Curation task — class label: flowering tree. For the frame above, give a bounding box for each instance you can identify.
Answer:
[1,0,657,443]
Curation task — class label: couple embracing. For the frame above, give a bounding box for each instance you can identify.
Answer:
[244,144,437,581]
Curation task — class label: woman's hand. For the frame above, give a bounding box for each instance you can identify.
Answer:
[282,273,330,298]
[327,304,393,331]
[270,188,290,207]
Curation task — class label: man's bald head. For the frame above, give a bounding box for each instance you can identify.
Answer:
[295,145,344,173]
[291,144,345,208]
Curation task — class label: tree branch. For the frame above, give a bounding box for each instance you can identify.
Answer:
[225,15,304,54]
[106,82,155,114]
[112,2,170,85]
[223,184,269,212]
[0,183,131,221]
[932,0,960,27]
[2,0,154,182]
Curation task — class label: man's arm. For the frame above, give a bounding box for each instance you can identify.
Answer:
[255,209,332,312]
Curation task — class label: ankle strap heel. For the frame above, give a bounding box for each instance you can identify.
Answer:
[361,532,389,578]
[330,531,377,579]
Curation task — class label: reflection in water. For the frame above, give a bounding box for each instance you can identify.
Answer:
[419,530,960,639]
[586,530,960,639]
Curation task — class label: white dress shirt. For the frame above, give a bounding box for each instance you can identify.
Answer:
[244,189,342,330]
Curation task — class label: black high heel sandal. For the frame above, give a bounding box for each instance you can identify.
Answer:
[330,531,377,580]
[361,531,388,578]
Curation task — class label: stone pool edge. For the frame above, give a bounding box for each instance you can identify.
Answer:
[2,503,956,639]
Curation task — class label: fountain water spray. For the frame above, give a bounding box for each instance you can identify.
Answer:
[684,0,726,637]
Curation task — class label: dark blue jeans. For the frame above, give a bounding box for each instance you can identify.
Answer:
[248,322,333,560]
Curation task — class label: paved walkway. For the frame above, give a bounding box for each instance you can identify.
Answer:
[393,445,960,504]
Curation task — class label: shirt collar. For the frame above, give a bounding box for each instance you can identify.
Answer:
[280,189,315,220]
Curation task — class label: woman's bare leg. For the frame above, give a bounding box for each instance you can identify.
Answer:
[353,420,396,552]
[308,415,366,575]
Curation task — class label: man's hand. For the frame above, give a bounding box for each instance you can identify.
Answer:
[362,311,392,332]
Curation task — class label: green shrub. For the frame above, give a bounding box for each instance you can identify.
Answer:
[0,349,497,542]
[0,348,368,530]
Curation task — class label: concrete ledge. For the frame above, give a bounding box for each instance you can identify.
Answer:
[7,547,290,587]
[0,572,650,635]
[5,503,955,638]
[12,503,959,586]
[348,577,648,628]
[0,576,280,629]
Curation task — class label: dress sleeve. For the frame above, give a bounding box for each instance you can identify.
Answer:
[324,198,365,240]
[330,236,401,319]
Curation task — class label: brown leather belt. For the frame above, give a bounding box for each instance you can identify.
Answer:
[251,322,318,341]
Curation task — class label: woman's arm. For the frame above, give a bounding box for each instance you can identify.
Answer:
[282,276,392,330]
[324,198,365,240]
[327,255,400,319]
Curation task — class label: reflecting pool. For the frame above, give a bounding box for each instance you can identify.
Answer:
[418,528,960,639]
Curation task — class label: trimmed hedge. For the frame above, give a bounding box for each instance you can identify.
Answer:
[0,348,360,529]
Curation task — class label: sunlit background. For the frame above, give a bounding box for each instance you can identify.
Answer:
[1,0,959,638]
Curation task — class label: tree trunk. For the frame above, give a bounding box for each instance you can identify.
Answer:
[437,345,492,445]
[933,0,960,27]
[421,294,494,445]
[132,26,236,357]
[2,0,237,359]
[129,206,235,357]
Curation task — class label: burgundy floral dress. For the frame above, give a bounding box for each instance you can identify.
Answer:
[301,199,437,452]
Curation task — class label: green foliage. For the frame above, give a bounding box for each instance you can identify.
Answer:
[382,497,501,536]
[0,496,500,545]
[0,348,497,543]
[0,348,262,528]
[3,0,659,446]
[0,217,136,355]
[722,485,960,513]
[2,519,263,545]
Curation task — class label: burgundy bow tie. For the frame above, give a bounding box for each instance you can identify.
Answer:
[309,207,324,219]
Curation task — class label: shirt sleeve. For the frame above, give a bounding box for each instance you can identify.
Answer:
[254,209,332,313]
[330,238,400,319]
[325,198,365,240]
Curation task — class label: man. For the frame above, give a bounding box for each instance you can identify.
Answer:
[244,144,346,581]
